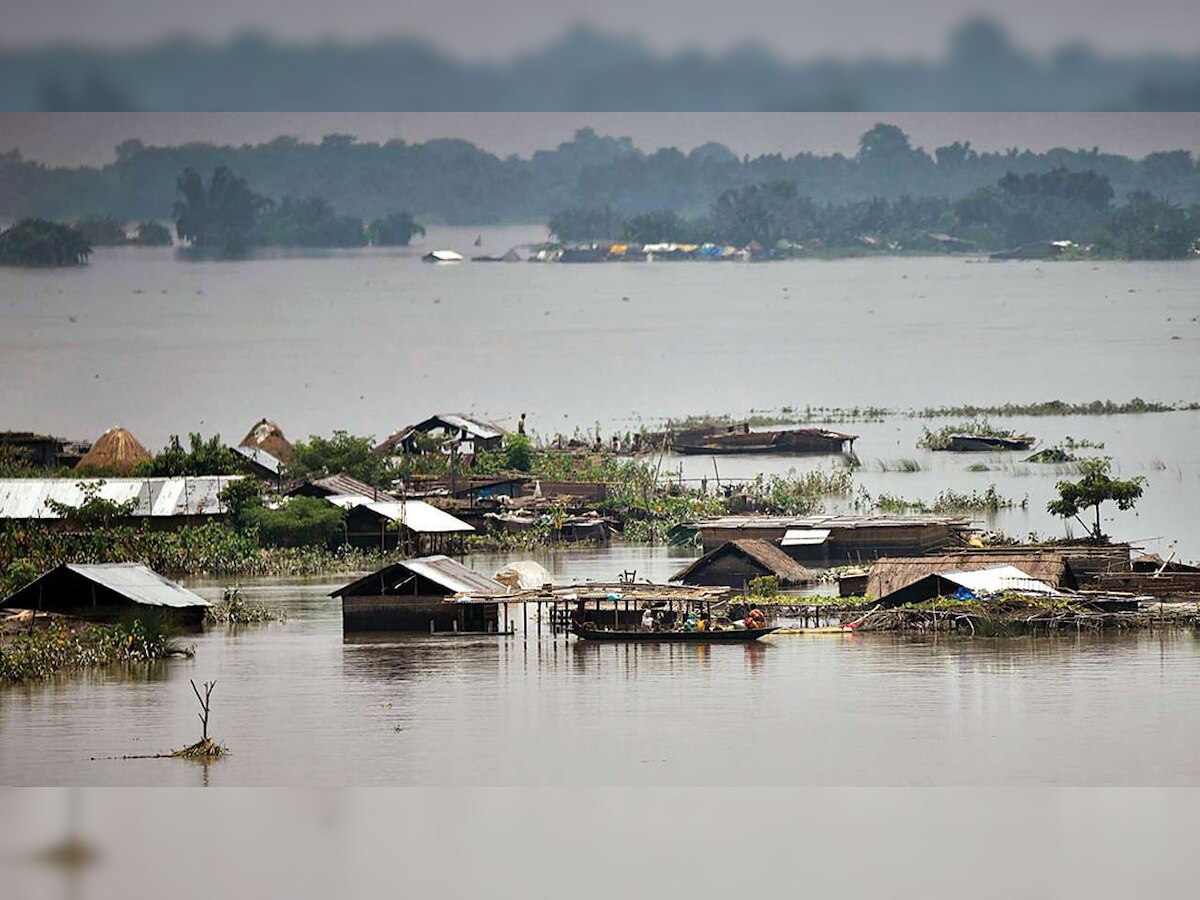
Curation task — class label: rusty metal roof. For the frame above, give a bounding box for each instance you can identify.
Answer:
[331,555,504,598]
[0,476,242,519]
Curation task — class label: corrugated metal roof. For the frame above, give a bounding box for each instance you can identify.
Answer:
[324,495,473,533]
[0,563,209,610]
[0,477,242,519]
[403,555,504,595]
[781,528,832,546]
[300,473,397,501]
[232,445,284,476]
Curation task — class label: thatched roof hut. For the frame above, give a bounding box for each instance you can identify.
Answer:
[867,552,1072,600]
[672,539,815,589]
[239,418,294,464]
[75,427,151,474]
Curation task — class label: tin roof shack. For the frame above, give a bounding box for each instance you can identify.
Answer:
[1,563,209,626]
[286,473,397,502]
[687,514,975,560]
[325,495,474,553]
[672,540,815,590]
[333,555,506,632]
[0,431,90,469]
[375,414,506,460]
[875,564,1056,608]
[0,476,241,531]
[231,445,287,487]
[868,553,1073,601]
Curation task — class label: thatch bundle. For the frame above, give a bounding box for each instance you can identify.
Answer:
[239,418,294,464]
[75,426,151,474]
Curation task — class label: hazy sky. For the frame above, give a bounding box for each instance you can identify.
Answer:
[2,1,1199,58]
[3,113,1199,168]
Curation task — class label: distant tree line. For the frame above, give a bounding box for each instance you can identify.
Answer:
[172,166,424,253]
[550,166,1200,259]
[2,123,1199,228]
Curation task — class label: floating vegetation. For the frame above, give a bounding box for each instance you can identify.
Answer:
[1025,447,1075,464]
[1062,436,1105,450]
[870,485,1025,515]
[0,618,188,681]
[912,398,1196,418]
[966,463,992,472]
[745,468,855,516]
[203,588,281,625]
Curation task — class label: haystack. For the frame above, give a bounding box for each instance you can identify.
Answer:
[75,427,151,474]
[239,418,294,464]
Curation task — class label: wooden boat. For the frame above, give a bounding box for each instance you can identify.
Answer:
[571,623,778,642]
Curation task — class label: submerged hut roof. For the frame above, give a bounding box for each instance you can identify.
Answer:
[868,552,1070,599]
[75,427,151,474]
[1,562,209,622]
[875,564,1056,608]
[331,555,504,598]
[672,539,815,587]
[239,418,294,464]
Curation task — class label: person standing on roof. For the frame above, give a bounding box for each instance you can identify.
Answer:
[518,413,526,436]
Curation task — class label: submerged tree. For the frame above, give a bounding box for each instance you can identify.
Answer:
[134,221,172,246]
[0,219,91,266]
[173,166,268,253]
[366,211,425,246]
[1047,457,1145,540]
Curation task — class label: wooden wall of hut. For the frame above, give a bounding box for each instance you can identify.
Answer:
[341,596,498,632]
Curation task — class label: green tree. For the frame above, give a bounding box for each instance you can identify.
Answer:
[1093,192,1196,260]
[366,211,425,246]
[0,219,91,266]
[503,434,533,472]
[256,196,366,247]
[241,496,346,548]
[75,214,129,246]
[547,206,618,242]
[44,481,139,528]
[134,221,172,246]
[141,433,240,477]
[1047,457,1145,540]
[173,166,268,253]
[289,431,390,486]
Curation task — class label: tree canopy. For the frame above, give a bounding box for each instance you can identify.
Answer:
[1046,457,1146,540]
[0,218,91,266]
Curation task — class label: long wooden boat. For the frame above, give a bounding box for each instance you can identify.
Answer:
[571,623,778,642]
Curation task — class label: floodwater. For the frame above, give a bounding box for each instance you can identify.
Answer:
[1,229,1198,553]
[4,229,1200,788]
[1,571,1199,786]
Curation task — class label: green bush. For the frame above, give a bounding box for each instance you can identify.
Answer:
[242,496,345,548]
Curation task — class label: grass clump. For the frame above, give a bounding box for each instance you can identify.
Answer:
[0,618,187,681]
[203,588,280,625]
[917,418,1020,450]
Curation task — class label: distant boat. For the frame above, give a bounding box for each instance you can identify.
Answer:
[474,234,483,246]
[675,427,858,455]
[422,249,463,263]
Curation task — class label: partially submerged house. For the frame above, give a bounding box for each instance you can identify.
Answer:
[333,555,506,632]
[683,514,976,560]
[874,564,1056,609]
[674,426,857,455]
[375,414,506,459]
[0,476,242,530]
[867,552,1076,600]
[671,539,815,590]
[75,427,151,474]
[1,562,209,626]
[323,495,474,553]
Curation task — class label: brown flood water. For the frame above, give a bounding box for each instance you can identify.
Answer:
[2,558,1199,786]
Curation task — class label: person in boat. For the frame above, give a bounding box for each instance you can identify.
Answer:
[641,608,655,632]
[743,608,766,630]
